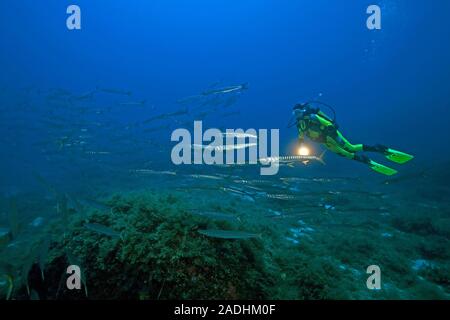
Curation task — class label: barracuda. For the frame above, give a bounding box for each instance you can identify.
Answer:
[202,83,248,96]
[221,132,257,139]
[259,153,326,166]
[192,142,257,152]
[171,121,280,175]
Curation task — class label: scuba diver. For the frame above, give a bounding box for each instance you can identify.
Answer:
[290,102,414,176]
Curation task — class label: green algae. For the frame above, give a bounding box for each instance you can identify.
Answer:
[2,172,450,300]
[42,191,279,299]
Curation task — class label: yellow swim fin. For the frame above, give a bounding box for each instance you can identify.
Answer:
[385,148,414,164]
[369,160,398,176]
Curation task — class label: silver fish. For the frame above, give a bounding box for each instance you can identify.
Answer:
[143,108,188,124]
[187,174,224,180]
[84,151,111,155]
[198,229,260,239]
[38,236,51,281]
[259,153,326,166]
[29,217,45,228]
[265,193,298,201]
[80,199,112,211]
[71,90,97,101]
[84,223,121,238]
[221,132,257,139]
[221,187,255,202]
[190,211,240,222]
[131,169,177,176]
[192,142,257,152]
[117,100,147,106]
[97,87,131,96]
[202,83,248,96]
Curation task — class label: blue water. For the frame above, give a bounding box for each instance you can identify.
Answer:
[2,1,450,174]
[0,0,449,300]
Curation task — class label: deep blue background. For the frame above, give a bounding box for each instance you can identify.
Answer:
[1,0,450,175]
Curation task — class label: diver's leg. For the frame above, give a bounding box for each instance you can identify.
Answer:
[325,130,364,159]
[335,130,364,153]
[363,144,388,153]
[325,136,359,160]
[325,136,398,176]
[335,130,413,165]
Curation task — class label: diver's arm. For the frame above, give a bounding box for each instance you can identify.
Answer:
[297,127,305,144]
[314,113,334,127]
[317,110,334,123]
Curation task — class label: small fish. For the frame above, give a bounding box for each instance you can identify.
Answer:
[242,185,264,192]
[198,229,260,239]
[117,100,147,106]
[285,237,300,245]
[80,199,112,211]
[187,174,223,180]
[202,83,248,96]
[38,236,51,281]
[143,108,188,124]
[97,86,131,96]
[192,142,257,152]
[190,210,241,222]
[221,132,257,139]
[266,193,297,201]
[72,90,97,101]
[66,194,84,214]
[84,223,121,238]
[259,153,326,166]
[29,217,45,228]
[221,187,255,202]
[1,275,14,300]
[131,169,177,176]
[21,253,37,296]
[233,179,271,185]
[279,177,308,183]
[47,88,71,98]
[265,209,283,218]
[84,151,111,155]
